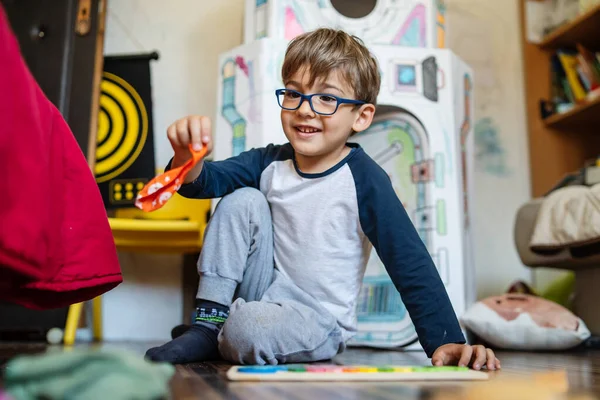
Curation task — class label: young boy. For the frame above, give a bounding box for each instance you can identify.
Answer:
[146,28,500,371]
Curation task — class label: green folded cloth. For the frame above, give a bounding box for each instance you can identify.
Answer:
[3,348,175,400]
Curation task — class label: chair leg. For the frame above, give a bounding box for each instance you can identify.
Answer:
[64,302,84,346]
[182,253,200,324]
[92,296,103,341]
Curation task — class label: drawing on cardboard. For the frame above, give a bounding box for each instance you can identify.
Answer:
[285,5,305,40]
[255,0,268,39]
[391,4,426,47]
[221,57,254,156]
[388,56,439,101]
[255,0,438,47]
[435,0,446,47]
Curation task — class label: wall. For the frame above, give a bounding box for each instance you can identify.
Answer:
[446,0,532,298]
[101,0,245,340]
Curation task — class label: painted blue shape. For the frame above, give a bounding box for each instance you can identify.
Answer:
[398,65,416,86]
[221,66,247,157]
[238,366,287,374]
[256,0,267,6]
[435,153,444,188]
[398,19,421,47]
[222,107,244,127]
[232,137,246,156]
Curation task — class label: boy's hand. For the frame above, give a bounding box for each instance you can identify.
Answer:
[431,344,500,371]
[167,115,213,183]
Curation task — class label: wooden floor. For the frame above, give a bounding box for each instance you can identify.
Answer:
[1,342,600,399]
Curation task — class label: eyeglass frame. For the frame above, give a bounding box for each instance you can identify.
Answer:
[275,88,366,116]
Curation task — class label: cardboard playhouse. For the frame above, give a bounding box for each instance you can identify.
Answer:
[213,0,476,351]
[245,0,447,48]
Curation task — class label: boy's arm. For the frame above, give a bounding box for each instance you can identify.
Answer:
[349,156,465,358]
[169,144,281,199]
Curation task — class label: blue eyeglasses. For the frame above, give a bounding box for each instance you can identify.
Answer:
[275,89,366,115]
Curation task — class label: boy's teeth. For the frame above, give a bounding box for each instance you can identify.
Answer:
[298,127,318,133]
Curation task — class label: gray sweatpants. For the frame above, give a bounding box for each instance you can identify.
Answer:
[195,187,346,365]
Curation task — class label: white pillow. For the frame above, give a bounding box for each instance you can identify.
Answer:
[460,300,590,350]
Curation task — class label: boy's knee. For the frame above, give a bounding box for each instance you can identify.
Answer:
[218,300,345,365]
[218,302,275,364]
[217,188,268,215]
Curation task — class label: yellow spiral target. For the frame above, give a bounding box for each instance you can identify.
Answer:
[95,72,148,183]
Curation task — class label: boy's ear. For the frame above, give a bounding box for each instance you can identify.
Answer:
[352,104,376,133]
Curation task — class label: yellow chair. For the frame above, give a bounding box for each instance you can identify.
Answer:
[63,193,212,345]
[108,193,211,253]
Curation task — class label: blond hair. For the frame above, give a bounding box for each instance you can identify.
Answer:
[281,28,380,105]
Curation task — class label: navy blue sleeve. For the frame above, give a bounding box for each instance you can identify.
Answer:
[170,144,284,199]
[348,151,465,357]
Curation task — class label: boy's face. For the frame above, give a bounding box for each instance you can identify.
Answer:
[280,66,375,161]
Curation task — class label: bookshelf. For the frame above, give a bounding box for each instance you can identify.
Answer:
[539,3,600,50]
[520,1,600,197]
[543,94,600,128]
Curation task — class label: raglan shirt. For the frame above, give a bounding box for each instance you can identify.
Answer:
[175,142,465,357]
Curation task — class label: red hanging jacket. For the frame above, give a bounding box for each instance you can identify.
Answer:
[0,5,122,309]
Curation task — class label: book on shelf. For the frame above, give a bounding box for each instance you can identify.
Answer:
[545,43,600,117]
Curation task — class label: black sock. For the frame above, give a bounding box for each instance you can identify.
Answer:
[194,299,230,327]
[171,324,190,339]
[145,300,230,364]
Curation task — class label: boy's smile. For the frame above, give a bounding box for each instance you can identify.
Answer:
[280,66,375,174]
[295,125,321,139]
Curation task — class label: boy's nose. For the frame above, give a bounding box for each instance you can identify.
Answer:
[297,98,315,117]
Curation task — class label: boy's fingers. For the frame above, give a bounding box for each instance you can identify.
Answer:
[458,346,473,368]
[431,351,446,366]
[200,116,211,144]
[471,346,486,370]
[189,116,202,151]
[176,118,190,147]
[495,357,502,369]
[486,349,496,370]
[167,124,179,147]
